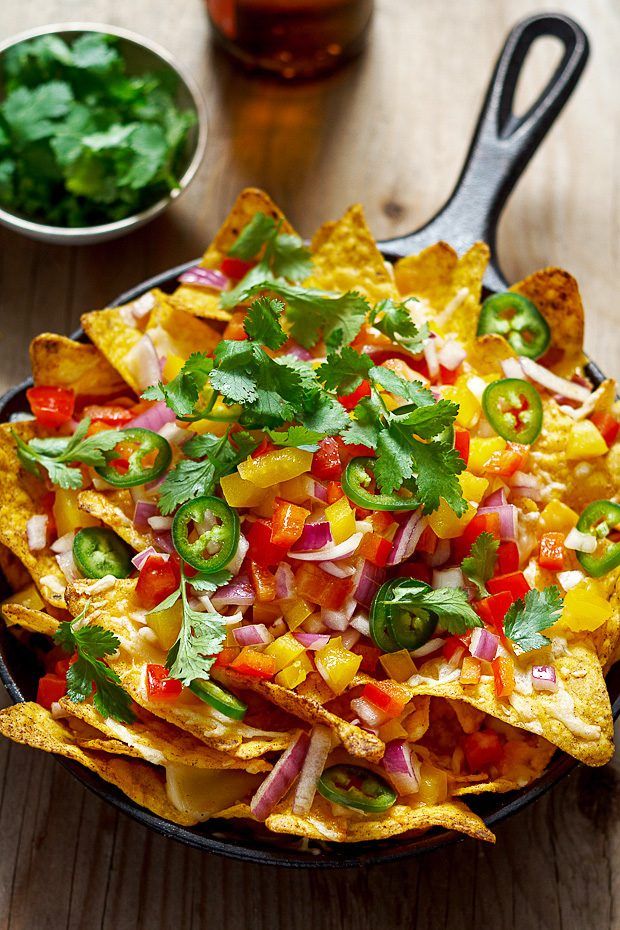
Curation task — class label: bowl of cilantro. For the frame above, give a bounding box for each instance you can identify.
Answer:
[0,23,207,243]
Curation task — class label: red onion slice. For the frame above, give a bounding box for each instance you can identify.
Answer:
[291,522,332,552]
[131,547,158,571]
[470,627,499,661]
[133,501,158,530]
[250,730,310,820]
[432,567,463,589]
[288,533,363,562]
[293,632,331,650]
[226,534,249,575]
[428,538,450,568]
[382,739,420,795]
[154,531,175,554]
[284,343,314,362]
[211,576,256,608]
[519,356,591,403]
[477,504,517,540]
[178,266,229,290]
[128,401,176,432]
[321,595,357,631]
[354,560,386,609]
[387,511,427,565]
[56,550,79,582]
[501,357,525,380]
[437,340,466,371]
[233,624,273,647]
[532,665,558,692]
[482,488,507,508]
[349,697,389,728]
[321,560,356,578]
[292,725,333,815]
[275,562,296,600]
[124,334,162,392]
[50,531,75,555]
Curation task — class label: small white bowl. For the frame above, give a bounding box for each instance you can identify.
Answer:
[0,22,208,244]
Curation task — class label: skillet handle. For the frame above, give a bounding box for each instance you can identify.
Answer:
[382,13,589,291]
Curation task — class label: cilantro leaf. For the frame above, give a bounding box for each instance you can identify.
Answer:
[54,610,134,723]
[401,432,467,516]
[243,297,287,350]
[143,353,213,418]
[387,581,483,636]
[374,427,417,495]
[370,299,429,355]
[369,366,435,407]
[269,233,313,281]
[188,570,233,594]
[390,398,460,439]
[266,426,324,450]
[166,576,226,685]
[461,532,499,598]
[504,587,563,653]
[228,212,278,260]
[13,420,121,489]
[317,347,372,395]
[227,213,312,281]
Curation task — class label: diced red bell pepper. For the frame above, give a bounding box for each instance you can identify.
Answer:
[396,562,432,585]
[311,437,342,480]
[491,656,515,698]
[36,673,67,709]
[146,664,183,700]
[338,379,371,411]
[221,256,255,280]
[452,512,501,562]
[295,562,353,610]
[474,591,513,633]
[335,437,376,463]
[249,560,277,602]
[361,681,408,718]
[136,554,180,610]
[487,571,530,601]
[539,532,565,572]
[251,438,275,459]
[496,540,520,575]
[327,481,344,504]
[246,519,289,568]
[590,411,619,448]
[463,730,504,770]
[81,405,134,427]
[356,532,392,568]
[230,647,277,679]
[443,636,466,663]
[483,442,529,477]
[27,386,75,428]
[351,643,381,674]
[416,525,438,555]
[454,427,470,466]
[438,364,459,385]
[369,511,396,535]
[223,310,248,341]
[271,499,310,548]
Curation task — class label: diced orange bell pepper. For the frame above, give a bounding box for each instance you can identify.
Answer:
[249,561,277,602]
[539,532,565,571]
[361,680,409,718]
[459,656,482,685]
[491,656,515,698]
[271,499,310,548]
[230,647,277,679]
[213,646,240,669]
[483,441,529,477]
[369,511,396,535]
[223,310,248,341]
[351,643,381,674]
[590,411,620,448]
[379,649,416,682]
[356,532,392,567]
[294,562,353,610]
[327,481,344,504]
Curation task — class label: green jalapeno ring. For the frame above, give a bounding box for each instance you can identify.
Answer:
[189,678,247,720]
[482,378,543,444]
[318,764,397,813]
[477,292,551,360]
[383,578,438,650]
[95,427,172,489]
[576,500,620,577]
[172,495,239,573]
[343,457,420,512]
[73,526,133,579]
[370,579,401,652]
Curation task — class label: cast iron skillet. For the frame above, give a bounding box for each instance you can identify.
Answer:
[1,13,616,869]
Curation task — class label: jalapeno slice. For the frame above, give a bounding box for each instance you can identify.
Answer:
[477,293,550,359]
[172,495,239,573]
[72,526,133,579]
[343,457,419,512]
[318,764,397,813]
[370,579,400,652]
[482,378,543,444]
[189,678,247,721]
[576,500,620,577]
[95,427,172,489]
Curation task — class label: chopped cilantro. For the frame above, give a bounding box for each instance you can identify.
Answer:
[228,212,312,282]
[317,347,372,395]
[370,299,429,354]
[13,418,121,489]
[165,571,227,685]
[461,532,499,598]
[243,297,288,350]
[504,586,564,653]
[387,581,483,636]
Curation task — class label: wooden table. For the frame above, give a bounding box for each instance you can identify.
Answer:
[0,1,618,927]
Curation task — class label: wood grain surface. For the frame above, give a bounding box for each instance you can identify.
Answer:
[0,1,618,928]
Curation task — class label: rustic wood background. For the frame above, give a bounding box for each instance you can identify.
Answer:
[0,1,618,928]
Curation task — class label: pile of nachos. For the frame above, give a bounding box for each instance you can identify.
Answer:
[0,188,618,847]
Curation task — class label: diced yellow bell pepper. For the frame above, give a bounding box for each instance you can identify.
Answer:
[252,486,281,519]
[279,474,311,504]
[314,636,362,695]
[264,632,305,672]
[378,718,408,742]
[428,500,476,539]
[540,499,579,534]
[468,437,507,475]
[566,420,608,460]
[560,582,612,632]
[163,354,185,382]
[443,377,481,429]
[220,471,268,508]
[324,496,356,545]
[147,600,183,650]
[459,471,489,505]
[237,448,313,488]
[3,583,44,611]
[379,649,417,683]
[275,652,312,688]
[53,489,98,537]
[282,597,313,631]
[191,400,243,437]
[252,603,281,624]
[417,762,448,805]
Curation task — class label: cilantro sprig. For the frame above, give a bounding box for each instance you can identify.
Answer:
[370,299,429,355]
[54,609,134,723]
[13,418,121,489]
[461,532,499,598]
[227,211,312,282]
[386,581,483,636]
[504,586,563,653]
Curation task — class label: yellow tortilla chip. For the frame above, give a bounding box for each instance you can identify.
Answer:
[304,204,398,303]
[511,267,585,376]
[146,299,221,360]
[465,334,518,377]
[0,424,66,607]
[30,334,129,399]
[0,543,33,592]
[2,602,59,636]
[78,490,153,552]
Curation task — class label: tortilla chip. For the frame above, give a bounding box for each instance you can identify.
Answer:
[465,334,518,377]
[59,698,270,774]
[455,728,556,797]
[146,299,221,361]
[0,702,199,826]
[0,543,33,591]
[0,424,66,607]
[78,490,153,552]
[511,268,585,376]
[2,602,59,636]
[303,204,398,303]
[30,334,128,399]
